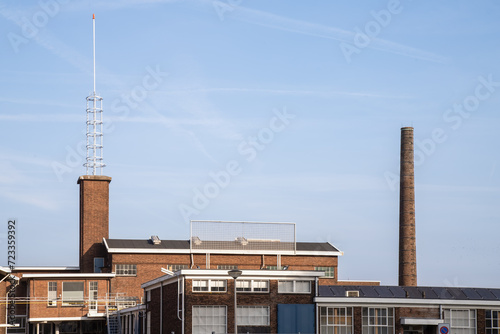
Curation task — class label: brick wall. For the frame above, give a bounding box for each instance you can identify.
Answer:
[148,287,161,334]
[78,176,111,273]
[110,252,338,300]
[27,278,110,319]
[183,278,315,334]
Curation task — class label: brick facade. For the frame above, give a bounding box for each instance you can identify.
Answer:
[144,271,320,334]
[109,253,340,301]
[78,176,111,273]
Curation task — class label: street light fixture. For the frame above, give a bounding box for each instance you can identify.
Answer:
[228,270,242,334]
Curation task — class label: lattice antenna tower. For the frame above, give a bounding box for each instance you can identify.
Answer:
[84,13,105,175]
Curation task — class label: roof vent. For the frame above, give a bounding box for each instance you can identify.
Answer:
[236,237,248,245]
[192,236,202,246]
[150,235,161,245]
[346,290,359,297]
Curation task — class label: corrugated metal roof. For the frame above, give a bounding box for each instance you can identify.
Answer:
[318,285,500,301]
[105,239,339,252]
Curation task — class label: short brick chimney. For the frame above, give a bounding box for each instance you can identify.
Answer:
[399,127,417,286]
[78,175,111,273]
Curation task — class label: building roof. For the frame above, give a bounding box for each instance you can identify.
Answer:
[318,285,500,301]
[104,238,341,255]
[141,269,325,289]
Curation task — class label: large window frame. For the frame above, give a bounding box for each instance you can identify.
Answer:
[167,264,189,271]
[362,307,394,334]
[192,306,227,334]
[192,279,227,292]
[315,266,335,278]
[217,265,238,270]
[277,280,311,294]
[237,306,270,326]
[444,309,476,334]
[115,264,137,276]
[61,282,85,307]
[48,282,57,306]
[487,310,500,334]
[320,307,353,334]
[236,280,269,293]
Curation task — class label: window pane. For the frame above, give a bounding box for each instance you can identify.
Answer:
[278,281,293,293]
[193,306,226,334]
[296,281,311,293]
[62,282,84,305]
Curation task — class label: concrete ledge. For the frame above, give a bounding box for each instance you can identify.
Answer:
[401,318,443,325]
[77,175,112,184]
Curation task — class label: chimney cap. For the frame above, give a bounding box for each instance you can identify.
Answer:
[77,175,112,184]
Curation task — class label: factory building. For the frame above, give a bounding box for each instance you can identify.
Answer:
[0,175,363,334]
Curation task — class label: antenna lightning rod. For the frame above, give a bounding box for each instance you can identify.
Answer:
[93,13,96,94]
[84,13,105,175]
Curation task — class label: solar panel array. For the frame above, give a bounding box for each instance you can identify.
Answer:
[320,285,500,301]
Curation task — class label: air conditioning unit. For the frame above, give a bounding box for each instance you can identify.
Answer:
[346,290,360,297]
[48,300,57,306]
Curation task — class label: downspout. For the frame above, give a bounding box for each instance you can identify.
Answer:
[190,254,194,269]
[160,282,163,334]
[315,277,319,334]
[182,277,185,334]
[177,276,182,321]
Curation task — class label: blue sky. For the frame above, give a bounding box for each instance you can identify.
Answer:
[1,0,499,288]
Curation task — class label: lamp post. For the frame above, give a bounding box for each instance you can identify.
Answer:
[228,269,242,334]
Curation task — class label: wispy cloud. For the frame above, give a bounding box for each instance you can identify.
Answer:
[65,0,447,63]
[0,5,219,164]
[419,183,500,193]
[220,4,448,64]
[155,87,413,99]
[0,189,59,211]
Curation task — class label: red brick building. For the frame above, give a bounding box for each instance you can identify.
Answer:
[141,269,325,334]
[0,175,361,334]
[315,285,500,334]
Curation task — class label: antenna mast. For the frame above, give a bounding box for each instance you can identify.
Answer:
[85,13,105,175]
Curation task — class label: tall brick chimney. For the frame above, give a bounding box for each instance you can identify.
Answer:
[78,175,111,273]
[399,127,417,286]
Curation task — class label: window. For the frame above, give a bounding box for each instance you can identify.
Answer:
[444,309,476,334]
[362,307,394,334]
[266,266,285,270]
[237,306,270,326]
[320,307,353,334]
[192,279,227,292]
[94,257,104,273]
[217,265,238,270]
[487,310,500,334]
[315,266,335,278]
[7,316,26,334]
[59,321,79,333]
[236,280,269,293]
[89,282,98,299]
[62,282,84,306]
[115,264,137,276]
[278,280,311,293]
[89,282,98,313]
[48,282,57,306]
[167,264,188,271]
[192,306,226,334]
